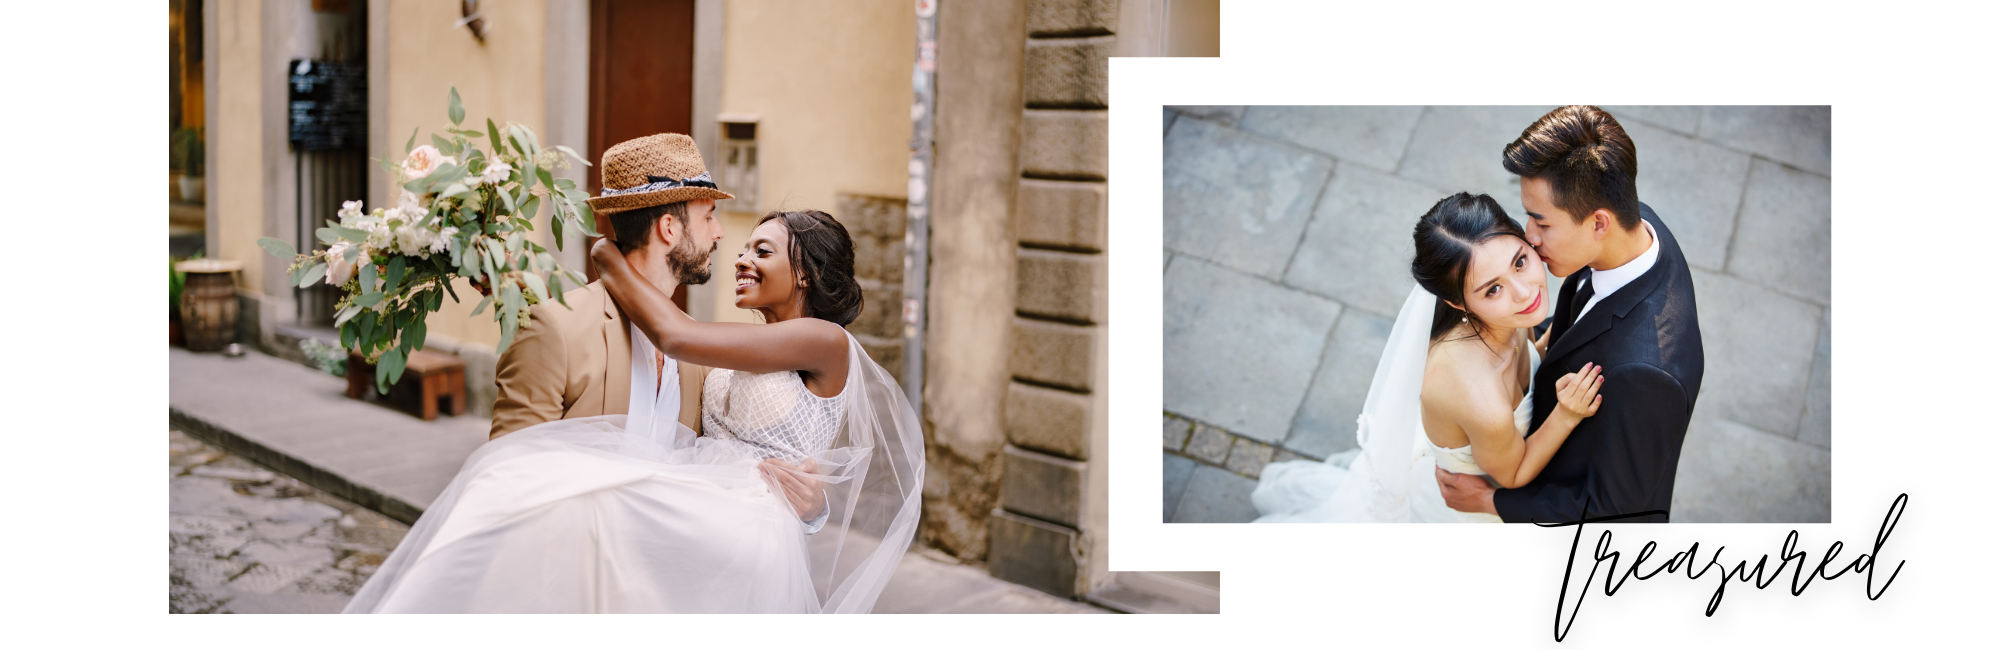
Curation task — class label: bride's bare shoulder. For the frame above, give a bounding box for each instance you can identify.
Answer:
[1422,338,1507,415]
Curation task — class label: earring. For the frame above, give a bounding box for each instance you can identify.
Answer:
[1461,316,1468,324]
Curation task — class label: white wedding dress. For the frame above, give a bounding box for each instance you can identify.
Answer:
[342,330,924,613]
[1253,285,1533,524]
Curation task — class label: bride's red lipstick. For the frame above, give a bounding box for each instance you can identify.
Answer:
[1516,288,1543,315]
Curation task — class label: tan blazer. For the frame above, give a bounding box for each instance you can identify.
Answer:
[490,281,707,439]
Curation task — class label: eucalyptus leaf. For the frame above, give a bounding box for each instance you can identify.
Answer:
[439,182,471,199]
[576,204,600,236]
[536,167,556,193]
[256,237,297,260]
[553,145,590,167]
[360,262,379,296]
[506,231,524,256]
[299,263,326,288]
[487,118,505,158]
[520,271,549,303]
[408,315,427,351]
[315,228,341,245]
[335,304,361,328]
[385,256,407,295]
[331,224,369,242]
[551,212,566,248]
[549,272,570,308]
[376,348,406,395]
[498,283,523,354]
[431,133,453,155]
[405,126,419,154]
[353,292,384,308]
[340,320,357,350]
[553,177,576,191]
[519,195,541,221]
[470,294,492,317]
[447,87,464,126]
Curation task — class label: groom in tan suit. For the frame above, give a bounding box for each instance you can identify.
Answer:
[490,134,733,439]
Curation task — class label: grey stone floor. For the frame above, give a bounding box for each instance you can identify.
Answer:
[1162,105,1831,524]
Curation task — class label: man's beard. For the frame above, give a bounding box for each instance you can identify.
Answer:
[666,235,715,285]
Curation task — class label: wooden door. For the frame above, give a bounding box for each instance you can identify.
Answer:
[587,0,695,311]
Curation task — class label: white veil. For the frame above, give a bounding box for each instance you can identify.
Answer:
[788,334,926,613]
[1252,283,1435,523]
[1349,284,1438,522]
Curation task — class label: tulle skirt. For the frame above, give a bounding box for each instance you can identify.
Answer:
[1252,449,1502,523]
[342,415,820,613]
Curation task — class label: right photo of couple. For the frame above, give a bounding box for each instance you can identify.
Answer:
[1162,105,1831,524]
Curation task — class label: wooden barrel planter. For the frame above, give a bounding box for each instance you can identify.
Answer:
[176,259,243,352]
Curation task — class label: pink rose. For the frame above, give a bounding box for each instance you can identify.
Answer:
[402,145,450,180]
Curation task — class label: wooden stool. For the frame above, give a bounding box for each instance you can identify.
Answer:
[346,349,467,421]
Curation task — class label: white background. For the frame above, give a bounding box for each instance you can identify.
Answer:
[5,0,1989,647]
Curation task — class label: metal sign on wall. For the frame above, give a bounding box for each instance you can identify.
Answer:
[287,59,366,151]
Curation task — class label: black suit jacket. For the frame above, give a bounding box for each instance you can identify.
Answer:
[1492,203,1704,524]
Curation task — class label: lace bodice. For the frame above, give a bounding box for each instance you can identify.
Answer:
[1428,341,1539,476]
[701,368,845,463]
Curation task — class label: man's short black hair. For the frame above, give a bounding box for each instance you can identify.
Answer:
[1501,105,1642,230]
[609,201,689,253]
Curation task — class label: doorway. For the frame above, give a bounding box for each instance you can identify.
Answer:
[587,0,696,311]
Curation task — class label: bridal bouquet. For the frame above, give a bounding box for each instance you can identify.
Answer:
[259,87,597,394]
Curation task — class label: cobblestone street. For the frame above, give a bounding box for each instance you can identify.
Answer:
[169,430,407,614]
[1163,106,1831,523]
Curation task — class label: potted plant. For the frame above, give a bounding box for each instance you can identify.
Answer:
[171,127,205,202]
[169,255,184,346]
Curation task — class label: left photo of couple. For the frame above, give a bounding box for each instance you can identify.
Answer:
[168,0,1221,613]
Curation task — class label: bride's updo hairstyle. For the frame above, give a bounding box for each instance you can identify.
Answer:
[758,210,864,327]
[1411,192,1529,343]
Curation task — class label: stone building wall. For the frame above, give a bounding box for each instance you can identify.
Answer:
[985,0,1113,599]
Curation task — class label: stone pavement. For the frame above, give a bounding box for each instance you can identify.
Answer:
[1162,106,1831,523]
[168,346,1107,613]
[171,429,407,613]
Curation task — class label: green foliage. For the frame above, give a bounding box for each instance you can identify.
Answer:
[171,127,205,176]
[247,85,598,396]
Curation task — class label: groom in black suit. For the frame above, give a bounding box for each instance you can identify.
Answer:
[1437,106,1704,523]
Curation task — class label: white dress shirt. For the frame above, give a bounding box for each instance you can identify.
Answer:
[1573,220,1659,323]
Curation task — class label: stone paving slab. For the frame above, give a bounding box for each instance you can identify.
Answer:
[869,548,1109,614]
[1164,115,1333,280]
[1800,309,1832,448]
[1164,257,1343,442]
[1237,105,1424,173]
[1727,157,1833,304]
[1285,308,1394,459]
[1697,106,1832,176]
[1163,453,1198,521]
[1671,414,1831,522]
[1169,465,1261,523]
[1393,105,1557,211]
[1283,162,1441,317]
[1603,105,1703,137]
[1168,105,1246,127]
[1624,121,1751,272]
[1690,268,1823,438]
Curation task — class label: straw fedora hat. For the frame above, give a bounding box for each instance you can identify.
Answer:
[586,133,734,215]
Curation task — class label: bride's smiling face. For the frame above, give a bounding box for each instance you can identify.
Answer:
[1456,236,1548,332]
[733,219,804,316]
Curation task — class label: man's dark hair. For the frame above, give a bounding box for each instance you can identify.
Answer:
[609,201,689,253]
[1501,105,1641,230]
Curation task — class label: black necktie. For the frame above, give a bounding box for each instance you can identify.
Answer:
[1569,272,1595,328]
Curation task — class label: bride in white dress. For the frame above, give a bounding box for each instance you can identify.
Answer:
[1254,193,1603,523]
[343,210,922,612]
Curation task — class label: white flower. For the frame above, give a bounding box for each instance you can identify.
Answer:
[432,226,460,255]
[323,242,356,286]
[398,190,423,214]
[365,221,395,250]
[402,145,450,180]
[337,200,364,222]
[394,224,433,257]
[478,161,513,186]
